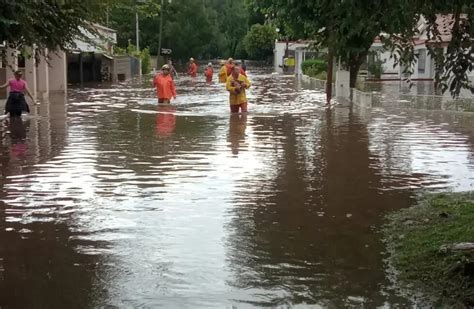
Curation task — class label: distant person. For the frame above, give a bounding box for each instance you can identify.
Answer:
[218,60,227,83]
[240,60,247,77]
[153,64,177,104]
[0,70,35,117]
[225,58,235,76]
[168,59,179,79]
[204,63,214,83]
[226,65,250,113]
[187,58,198,78]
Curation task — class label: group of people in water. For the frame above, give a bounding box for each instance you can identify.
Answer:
[1,57,251,118]
[153,57,250,113]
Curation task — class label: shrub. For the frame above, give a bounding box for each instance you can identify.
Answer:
[140,48,151,74]
[302,59,327,77]
[368,58,385,79]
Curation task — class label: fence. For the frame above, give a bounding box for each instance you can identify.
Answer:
[393,94,474,112]
[301,74,335,96]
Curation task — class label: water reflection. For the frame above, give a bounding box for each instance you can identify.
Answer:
[228,114,247,155]
[226,107,414,307]
[0,70,472,307]
[156,104,176,137]
[8,118,28,158]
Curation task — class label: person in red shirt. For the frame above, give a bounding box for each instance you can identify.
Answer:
[204,63,213,83]
[187,58,198,78]
[153,64,177,104]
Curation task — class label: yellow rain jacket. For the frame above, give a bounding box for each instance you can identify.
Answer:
[226,74,251,105]
[218,65,227,83]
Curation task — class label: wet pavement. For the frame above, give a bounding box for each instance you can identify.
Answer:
[0,68,473,308]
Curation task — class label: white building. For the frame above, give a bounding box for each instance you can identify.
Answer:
[274,40,310,74]
[369,14,473,81]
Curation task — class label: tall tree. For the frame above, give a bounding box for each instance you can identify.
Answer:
[250,0,473,97]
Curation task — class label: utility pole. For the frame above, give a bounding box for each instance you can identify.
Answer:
[136,11,139,51]
[157,0,164,67]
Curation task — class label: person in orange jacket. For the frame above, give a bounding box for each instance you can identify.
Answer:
[153,64,177,104]
[204,62,213,83]
[187,57,198,78]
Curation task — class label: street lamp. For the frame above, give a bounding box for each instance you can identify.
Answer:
[157,0,172,67]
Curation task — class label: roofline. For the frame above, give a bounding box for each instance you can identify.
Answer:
[92,23,117,33]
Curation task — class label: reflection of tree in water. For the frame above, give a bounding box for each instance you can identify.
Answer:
[226,108,412,307]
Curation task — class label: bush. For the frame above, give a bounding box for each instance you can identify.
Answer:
[368,58,384,79]
[140,48,151,74]
[301,59,327,77]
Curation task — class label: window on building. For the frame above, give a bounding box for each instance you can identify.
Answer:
[418,49,426,74]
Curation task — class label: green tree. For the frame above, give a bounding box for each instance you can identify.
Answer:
[249,0,473,97]
[0,0,109,54]
[243,24,276,60]
[212,0,249,58]
[109,0,252,61]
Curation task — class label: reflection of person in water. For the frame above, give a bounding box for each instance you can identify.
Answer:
[156,104,176,137]
[8,117,28,158]
[228,113,247,155]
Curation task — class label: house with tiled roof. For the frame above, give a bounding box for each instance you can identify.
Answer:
[369,14,473,81]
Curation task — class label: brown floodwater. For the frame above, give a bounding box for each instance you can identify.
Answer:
[0,69,473,308]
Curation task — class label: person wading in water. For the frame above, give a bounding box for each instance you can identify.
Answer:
[187,58,198,78]
[204,63,214,83]
[226,65,250,113]
[153,64,177,104]
[0,70,35,117]
[218,60,227,83]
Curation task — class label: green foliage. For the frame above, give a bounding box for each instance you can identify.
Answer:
[115,42,151,74]
[243,24,276,60]
[109,0,250,61]
[384,192,474,307]
[301,59,327,77]
[368,58,385,79]
[0,0,109,53]
[249,0,474,96]
[140,48,151,74]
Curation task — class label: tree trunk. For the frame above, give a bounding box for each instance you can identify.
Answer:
[348,52,368,88]
[326,49,334,104]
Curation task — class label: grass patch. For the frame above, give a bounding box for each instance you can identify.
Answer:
[383,192,474,307]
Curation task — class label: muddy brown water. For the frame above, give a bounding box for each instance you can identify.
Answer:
[0,69,473,308]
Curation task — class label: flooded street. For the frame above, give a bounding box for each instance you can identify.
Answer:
[0,68,473,308]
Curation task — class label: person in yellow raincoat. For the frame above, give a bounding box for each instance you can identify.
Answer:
[226,65,251,113]
[218,60,227,83]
